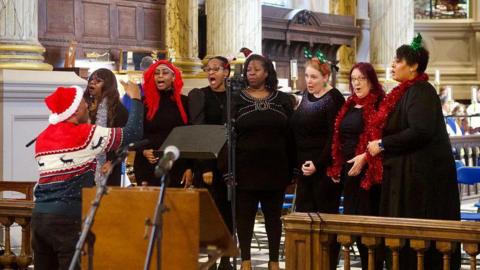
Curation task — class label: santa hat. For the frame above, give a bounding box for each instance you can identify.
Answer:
[45,85,84,124]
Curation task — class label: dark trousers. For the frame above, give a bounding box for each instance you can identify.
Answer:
[31,213,81,270]
[236,189,284,262]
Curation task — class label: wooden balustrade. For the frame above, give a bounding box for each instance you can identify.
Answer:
[450,135,480,197]
[284,212,480,270]
[0,181,35,270]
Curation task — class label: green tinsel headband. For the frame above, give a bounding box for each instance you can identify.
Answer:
[304,48,327,64]
[410,33,423,52]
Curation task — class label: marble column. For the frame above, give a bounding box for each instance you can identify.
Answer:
[0,0,52,70]
[165,0,202,76]
[356,0,369,62]
[205,0,261,60]
[369,0,414,71]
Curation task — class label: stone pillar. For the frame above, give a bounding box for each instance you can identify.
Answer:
[165,0,203,76]
[369,0,414,73]
[356,0,369,62]
[205,0,262,59]
[0,0,52,70]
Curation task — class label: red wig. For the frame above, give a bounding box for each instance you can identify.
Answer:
[142,60,188,123]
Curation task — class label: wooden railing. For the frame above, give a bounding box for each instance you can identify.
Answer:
[450,135,480,197]
[450,135,480,167]
[284,212,480,270]
[0,181,35,270]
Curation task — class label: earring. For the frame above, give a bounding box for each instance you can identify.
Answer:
[323,82,327,87]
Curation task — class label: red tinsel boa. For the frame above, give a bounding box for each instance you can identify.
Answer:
[327,92,379,183]
[327,73,429,190]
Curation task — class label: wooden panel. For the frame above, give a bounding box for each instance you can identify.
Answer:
[39,0,167,67]
[46,0,74,34]
[143,7,163,41]
[117,5,136,39]
[83,2,110,38]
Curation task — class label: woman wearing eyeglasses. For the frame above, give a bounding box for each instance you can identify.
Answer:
[327,63,385,270]
[188,56,233,270]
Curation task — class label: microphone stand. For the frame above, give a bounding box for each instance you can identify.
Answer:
[68,145,130,270]
[143,162,173,270]
[224,68,244,269]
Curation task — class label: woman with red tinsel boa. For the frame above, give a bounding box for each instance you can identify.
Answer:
[366,39,460,270]
[327,62,385,270]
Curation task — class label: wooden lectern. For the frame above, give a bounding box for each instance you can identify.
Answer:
[81,187,237,270]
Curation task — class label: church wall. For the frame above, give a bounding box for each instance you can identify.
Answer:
[415,20,480,99]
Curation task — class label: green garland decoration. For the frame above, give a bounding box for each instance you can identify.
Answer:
[410,33,423,52]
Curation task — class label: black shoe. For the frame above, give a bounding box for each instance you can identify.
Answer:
[217,259,233,270]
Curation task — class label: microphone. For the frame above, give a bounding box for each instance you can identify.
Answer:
[154,145,180,178]
[116,139,150,157]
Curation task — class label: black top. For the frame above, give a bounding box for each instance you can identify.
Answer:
[189,86,227,125]
[234,90,295,190]
[188,86,227,185]
[290,89,345,171]
[339,107,364,160]
[134,90,189,186]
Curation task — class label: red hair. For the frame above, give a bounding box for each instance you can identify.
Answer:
[305,58,331,77]
[142,60,188,123]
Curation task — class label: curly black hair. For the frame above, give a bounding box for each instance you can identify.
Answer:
[242,54,278,92]
[396,45,429,74]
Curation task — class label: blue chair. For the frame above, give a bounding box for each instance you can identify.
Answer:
[455,160,465,169]
[457,166,480,221]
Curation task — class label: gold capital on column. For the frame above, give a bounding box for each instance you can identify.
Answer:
[165,0,203,77]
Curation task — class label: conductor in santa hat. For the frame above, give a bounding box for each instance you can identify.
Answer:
[31,81,143,270]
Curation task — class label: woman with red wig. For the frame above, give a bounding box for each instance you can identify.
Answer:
[327,62,385,270]
[133,60,192,186]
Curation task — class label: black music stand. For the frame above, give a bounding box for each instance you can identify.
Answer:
[144,124,227,270]
[159,125,226,159]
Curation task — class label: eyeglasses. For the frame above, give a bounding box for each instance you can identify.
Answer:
[203,67,223,73]
[350,76,367,83]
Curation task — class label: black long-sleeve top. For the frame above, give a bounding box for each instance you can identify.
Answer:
[233,90,295,190]
[290,88,345,171]
[188,86,227,184]
[134,90,189,186]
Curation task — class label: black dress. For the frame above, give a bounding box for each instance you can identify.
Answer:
[134,90,189,187]
[381,81,460,270]
[187,86,232,233]
[339,106,383,270]
[290,89,345,213]
[340,107,381,216]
